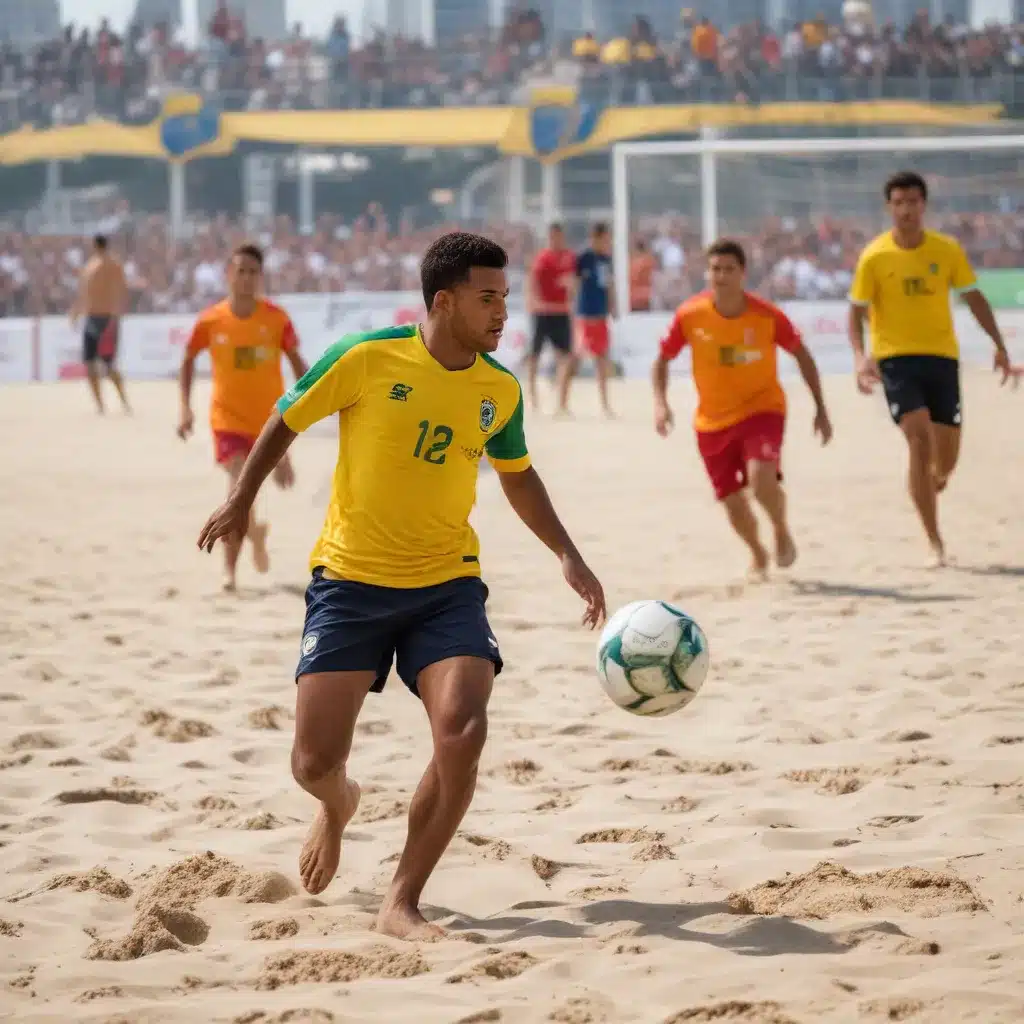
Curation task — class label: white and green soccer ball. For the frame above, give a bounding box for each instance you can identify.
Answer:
[596,600,710,717]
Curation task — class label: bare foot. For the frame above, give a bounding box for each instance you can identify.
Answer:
[775,530,798,569]
[602,407,616,420]
[299,778,360,895]
[250,523,270,574]
[926,541,947,569]
[747,545,770,582]
[221,572,237,593]
[376,896,446,942]
[553,407,573,420]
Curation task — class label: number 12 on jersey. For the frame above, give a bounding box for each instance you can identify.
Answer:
[413,420,453,465]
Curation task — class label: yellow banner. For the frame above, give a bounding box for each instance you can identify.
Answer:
[0,100,1003,166]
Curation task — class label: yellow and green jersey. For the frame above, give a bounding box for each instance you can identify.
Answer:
[278,324,530,588]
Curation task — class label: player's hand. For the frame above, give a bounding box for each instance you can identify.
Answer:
[994,347,1013,385]
[272,453,295,490]
[197,495,250,554]
[561,551,606,629]
[855,354,880,395]
[177,408,194,441]
[654,402,674,437]
[1008,365,1023,391]
[813,408,833,446]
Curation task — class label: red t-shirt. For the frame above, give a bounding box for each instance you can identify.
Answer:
[531,248,576,313]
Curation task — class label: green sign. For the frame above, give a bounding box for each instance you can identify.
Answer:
[976,270,1024,309]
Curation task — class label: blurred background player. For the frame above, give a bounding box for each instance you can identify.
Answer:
[178,243,308,592]
[70,235,130,415]
[652,239,833,578]
[524,223,576,414]
[572,223,617,418]
[848,171,1012,567]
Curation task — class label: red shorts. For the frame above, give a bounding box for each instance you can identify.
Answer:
[696,412,785,501]
[576,317,610,358]
[213,430,256,466]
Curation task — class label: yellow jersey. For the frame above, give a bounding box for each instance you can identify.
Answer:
[848,230,977,361]
[277,324,531,589]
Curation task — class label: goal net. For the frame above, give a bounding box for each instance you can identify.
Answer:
[612,132,1024,323]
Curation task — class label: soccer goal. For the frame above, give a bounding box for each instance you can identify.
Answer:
[610,130,1024,320]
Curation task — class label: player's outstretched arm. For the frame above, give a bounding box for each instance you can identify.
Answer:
[497,467,606,629]
[960,289,1012,383]
[197,412,297,553]
[790,341,833,445]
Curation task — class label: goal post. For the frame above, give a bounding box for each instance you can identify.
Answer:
[611,131,1024,322]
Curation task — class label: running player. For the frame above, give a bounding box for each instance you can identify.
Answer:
[70,235,131,414]
[574,222,616,417]
[652,239,833,577]
[525,223,576,413]
[179,243,307,592]
[848,170,1013,566]
[196,231,605,940]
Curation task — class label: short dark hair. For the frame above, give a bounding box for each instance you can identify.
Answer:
[93,234,108,250]
[232,243,264,268]
[548,222,563,233]
[592,222,609,237]
[420,231,508,310]
[706,238,747,268]
[884,170,928,201]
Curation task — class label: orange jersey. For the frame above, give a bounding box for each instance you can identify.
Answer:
[659,291,801,433]
[186,298,299,438]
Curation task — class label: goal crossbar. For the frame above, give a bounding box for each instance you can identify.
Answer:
[611,132,1024,317]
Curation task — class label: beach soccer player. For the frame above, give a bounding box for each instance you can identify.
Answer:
[178,243,308,591]
[848,170,1013,566]
[195,231,606,940]
[70,234,131,415]
[652,238,833,578]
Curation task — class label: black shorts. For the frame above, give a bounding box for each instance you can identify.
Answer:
[878,355,961,428]
[294,568,502,696]
[531,314,571,356]
[82,315,119,365]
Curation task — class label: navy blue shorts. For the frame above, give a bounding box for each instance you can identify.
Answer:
[295,568,502,697]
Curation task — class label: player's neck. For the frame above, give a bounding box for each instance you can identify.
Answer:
[711,290,746,319]
[228,296,259,318]
[420,319,476,371]
[891,227,925,250]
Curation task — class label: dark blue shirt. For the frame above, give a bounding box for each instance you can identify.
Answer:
[576,249,612,318]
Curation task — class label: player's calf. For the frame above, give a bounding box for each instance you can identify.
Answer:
[722,490,770,577]
[749,461,796,568]
[900,411,944,559]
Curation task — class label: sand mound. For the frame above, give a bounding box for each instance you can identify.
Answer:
[249,917,300,940]
[257,945,429,989]
[140,709,215,742]
[728,861,987,919]
[234,1012,334,1024]
[664,1002,799,1023]
[448,950,538,983]
[11,867,133,902]
[577,828,665,844]
[87,852,295,960]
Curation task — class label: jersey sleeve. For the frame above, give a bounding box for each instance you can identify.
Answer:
[185,317,209,357]
[848,251,875,307]
[949,240,978,294]
[658,310,688,360]
[277,335,366,432]
[280,315,299,352]
[770,307,802,353]
[486,384,531,473]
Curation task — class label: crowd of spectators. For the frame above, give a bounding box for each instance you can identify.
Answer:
[1,201,1022,317]
[1,4,1022,133]
[574,7,1024,106]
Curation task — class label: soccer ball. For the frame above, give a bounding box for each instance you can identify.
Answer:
[596,600,710,717]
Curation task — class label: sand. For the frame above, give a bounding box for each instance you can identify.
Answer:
[1,371,1023,1024]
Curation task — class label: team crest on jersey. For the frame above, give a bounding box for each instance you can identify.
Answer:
[929,263,938,274]
[479,397,497,433]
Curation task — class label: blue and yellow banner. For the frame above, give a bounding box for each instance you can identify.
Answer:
[0,91,1003,167]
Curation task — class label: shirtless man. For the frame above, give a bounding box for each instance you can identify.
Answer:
[70,235,130,414]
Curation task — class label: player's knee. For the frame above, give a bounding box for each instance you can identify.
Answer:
[749,461,778,499]
[432,703,488,772]
[291,743,340,787]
